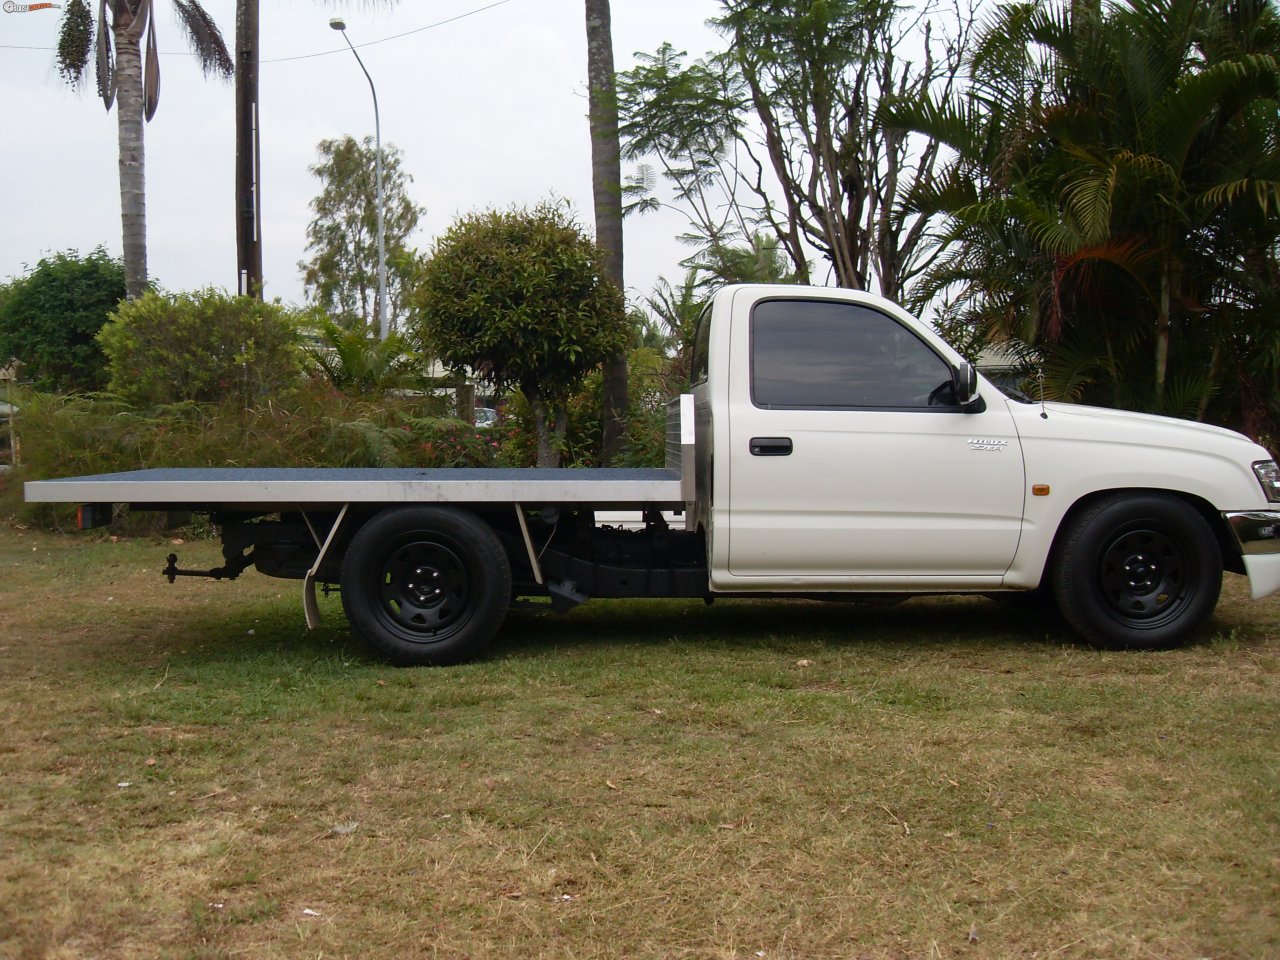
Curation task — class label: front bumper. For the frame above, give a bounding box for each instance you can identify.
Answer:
[1224,511,1280,599]
[1225,511,1280,555]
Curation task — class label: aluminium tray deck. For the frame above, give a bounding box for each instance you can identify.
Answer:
[24,466,687,511]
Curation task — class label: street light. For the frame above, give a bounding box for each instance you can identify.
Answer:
[329,17,390,341]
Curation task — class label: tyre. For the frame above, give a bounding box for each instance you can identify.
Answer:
[1052,493,1222,649]
[340,507,512,665]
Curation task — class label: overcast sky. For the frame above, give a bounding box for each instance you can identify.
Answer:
[0,0,723,307]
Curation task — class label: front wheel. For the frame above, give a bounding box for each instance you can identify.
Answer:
[340,507,511,665]
[1052,493,1222,649]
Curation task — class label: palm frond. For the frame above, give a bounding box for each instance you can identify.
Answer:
[1199,177,1255,208]
[95,0,114,109]
[1060,164,1116,243]
[172,0,233,78]
[877,96,983,161]
[1154,53,1280,169]
[1059,237,1158,299]
[1020,204,1081,256]
[1039,336,1105,403]
[143,4,160,122]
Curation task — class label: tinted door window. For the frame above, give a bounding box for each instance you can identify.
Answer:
[751,299,955,409]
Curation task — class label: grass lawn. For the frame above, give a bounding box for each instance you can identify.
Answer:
[1,523,1277,959]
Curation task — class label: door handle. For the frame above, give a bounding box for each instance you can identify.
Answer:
[750,436,793,456]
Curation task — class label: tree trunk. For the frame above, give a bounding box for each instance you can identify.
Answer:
[1155,255,1173,405]
[585,0,628,466]
[114,17,147,299]
[235,0,263,297]
[526,383,559,468]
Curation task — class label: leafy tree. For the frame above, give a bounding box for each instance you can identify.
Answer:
[56,0,233,299]
[584,0,629,465]
[0,248,126,392]
[618,0,976,299]
[409,203,628,467]
[890,0,1280,441]
[300,136,424,331]
[97,288,303,408]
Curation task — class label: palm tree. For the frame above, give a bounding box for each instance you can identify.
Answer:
[56,0,232,299]
[890,0,1280,437]
[585,0,629,464]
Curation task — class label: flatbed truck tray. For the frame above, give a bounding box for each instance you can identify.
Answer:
[24,466,689,511]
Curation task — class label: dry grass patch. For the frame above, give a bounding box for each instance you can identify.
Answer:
[1,523,1278,959]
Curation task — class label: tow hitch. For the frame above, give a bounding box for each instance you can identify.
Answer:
[163,550,254,583]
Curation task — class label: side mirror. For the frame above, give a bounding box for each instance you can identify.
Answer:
[954,361,980,408]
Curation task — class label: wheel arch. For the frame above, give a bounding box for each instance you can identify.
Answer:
[325,502,522,562]
[1040,487,1244,586]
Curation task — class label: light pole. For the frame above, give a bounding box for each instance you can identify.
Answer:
[330,17,390,341]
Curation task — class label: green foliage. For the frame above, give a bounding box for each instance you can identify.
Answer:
[644,271,707,390]
[97,289,304,408]
[55,0,93,84]
[688,233,801,289]
[492,273,711,469]
[301,136,424,330]
[409,202,628,466]
[892,0,1280,440]
[303,313,423,395]
[493,387,600,468]
[0,384,500,527]
[618,1,967,298]
[497,341,673,470]
[0,248,125,392]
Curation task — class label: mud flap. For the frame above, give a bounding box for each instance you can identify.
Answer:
[302,504,349,629]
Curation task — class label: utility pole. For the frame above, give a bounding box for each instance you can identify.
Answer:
[235,0,263,297]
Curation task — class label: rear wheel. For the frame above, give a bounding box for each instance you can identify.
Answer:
[340,507,511,665]
[1052,493,1221,649]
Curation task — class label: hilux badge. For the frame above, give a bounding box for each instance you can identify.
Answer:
[967,438,1008,452]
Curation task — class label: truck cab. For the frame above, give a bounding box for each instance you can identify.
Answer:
[690,284,1280,645]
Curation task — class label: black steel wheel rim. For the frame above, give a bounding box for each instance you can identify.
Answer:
[1096,524,1191,628]
[375,537,472,643]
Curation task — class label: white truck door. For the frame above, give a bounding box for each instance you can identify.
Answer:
[724,293,1025,583]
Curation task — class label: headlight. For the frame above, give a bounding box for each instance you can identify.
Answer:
[1254,461,1280,503]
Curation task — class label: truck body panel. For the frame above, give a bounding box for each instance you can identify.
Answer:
[1002,399,1276,589]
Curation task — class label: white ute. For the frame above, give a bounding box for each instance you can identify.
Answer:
[26,284,1280,664]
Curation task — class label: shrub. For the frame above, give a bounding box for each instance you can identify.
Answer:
[302,313,424,395]
[0,248,126,392]
[97,289,304,408]
[409,202,628,466]
[0,384,503,529]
